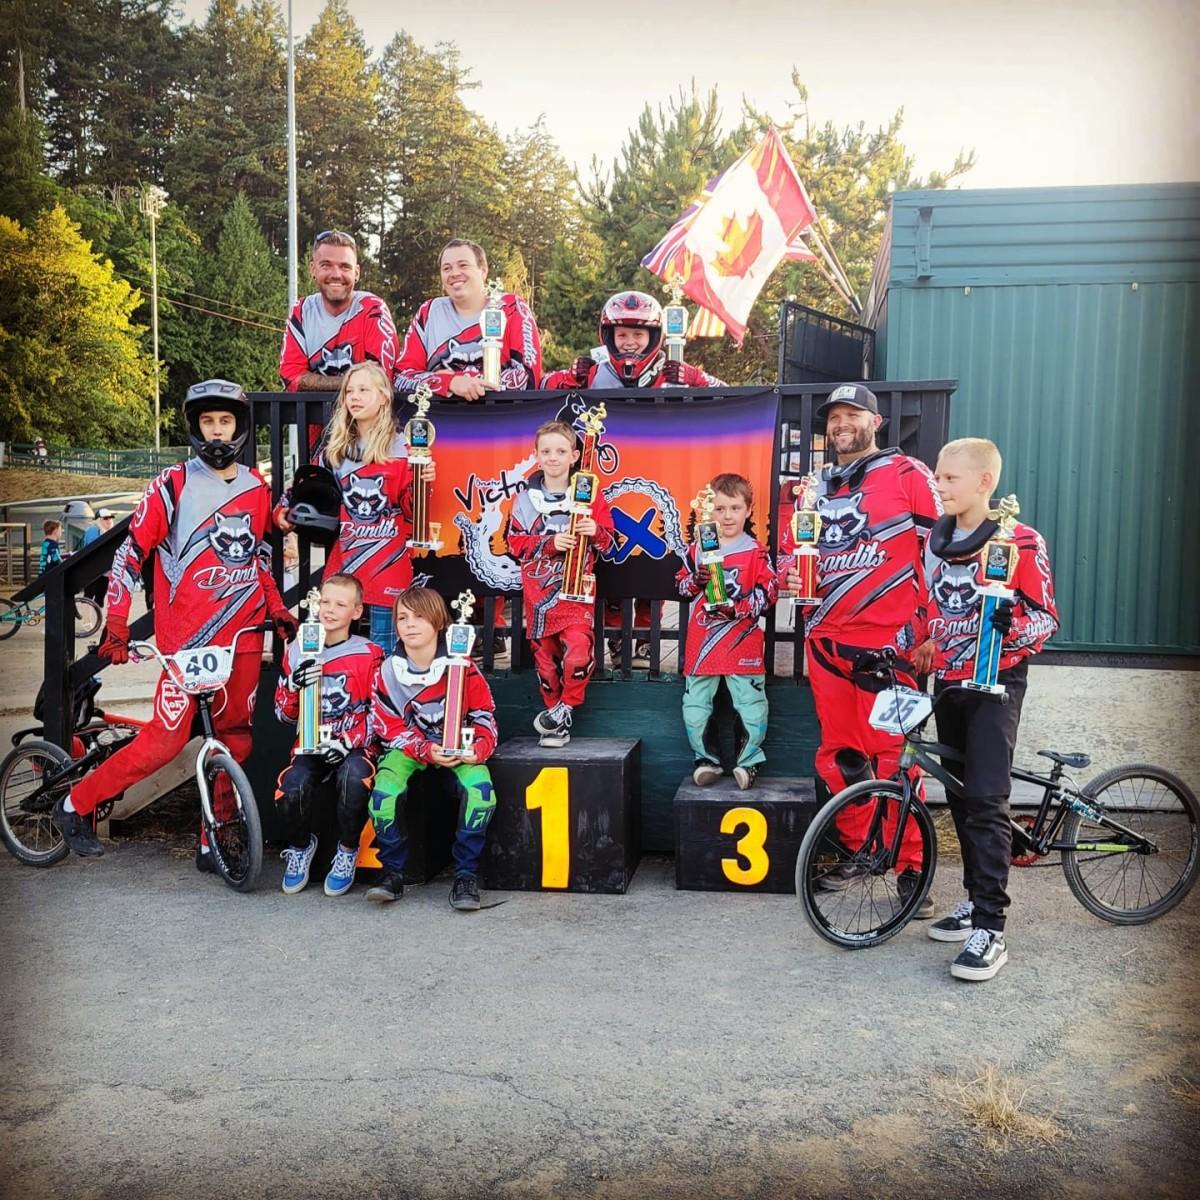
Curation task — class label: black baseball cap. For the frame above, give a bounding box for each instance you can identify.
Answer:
[816,384,880,420]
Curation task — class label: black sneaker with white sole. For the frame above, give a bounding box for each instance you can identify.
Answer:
[366,871,405,903]
[692,759,722,786]
[732,764,758,791]
[950,928,1008,981]
[928,899,975,942]
[897,867,935,918]
[52,797,104,857]
[815,860,868,891]
[538,708,572,749]
[449,874,481,911]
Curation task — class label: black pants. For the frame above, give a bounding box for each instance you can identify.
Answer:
[274,748,374,850]
[83,575,108,606]
[934,662,1028,932]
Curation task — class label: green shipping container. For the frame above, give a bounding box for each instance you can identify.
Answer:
[871,183,1200,655]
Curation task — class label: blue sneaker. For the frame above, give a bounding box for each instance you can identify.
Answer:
[281,834,318,894]
[324,844,358,896]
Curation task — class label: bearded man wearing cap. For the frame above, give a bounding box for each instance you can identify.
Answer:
[779,384,944,910]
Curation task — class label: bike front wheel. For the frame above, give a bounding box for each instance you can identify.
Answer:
[0,739,74,866]
[0,599,21,641]
[796,779,937,949]
[1062,764,1200,924]
[201,751,263,892]
[74,598,103,638]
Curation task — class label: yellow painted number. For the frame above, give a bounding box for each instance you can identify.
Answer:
[720,806,769,886]
[526,766,570,889]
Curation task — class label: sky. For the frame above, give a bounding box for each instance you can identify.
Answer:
[179,0,1199,190]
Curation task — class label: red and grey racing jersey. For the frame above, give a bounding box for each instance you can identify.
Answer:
[274,633,384,751]
[506,470,616,638]
[393,294,543,395]
[106,459,284,654]
[922,521,1059,681]
[371,647,498,764]
[279,291,399,390]
[676,532,778,675]
[778,449,943,648]
[543,358,726,390]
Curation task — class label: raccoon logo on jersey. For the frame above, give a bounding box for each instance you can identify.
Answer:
[819,495,870,548]
[445,336,483,370]
[318,344,354,375]
[933,562,980,616]
[342,472,388,519]
[208,512,256,565]
[322,672,351,717]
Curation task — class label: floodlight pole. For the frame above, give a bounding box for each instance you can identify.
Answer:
[139,184,168,455]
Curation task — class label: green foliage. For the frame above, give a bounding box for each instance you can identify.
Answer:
[0,205,154,446]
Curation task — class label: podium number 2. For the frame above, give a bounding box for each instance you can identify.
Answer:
[720,807,769,885]
[526,767,570,889]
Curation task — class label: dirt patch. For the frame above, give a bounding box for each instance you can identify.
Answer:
[0,469,148,504]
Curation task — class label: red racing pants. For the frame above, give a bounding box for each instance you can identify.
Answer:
[71,648,262,817]
[531,624,596,709]
[806,635,925,872]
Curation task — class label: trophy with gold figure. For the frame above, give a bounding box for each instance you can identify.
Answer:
[405,383,441,553]
[440,590,478,758]
[560,403,607,604]
[297,587,328,754]
[790,474,822,607]
[691,485,730,612]
[481,279,506,388]
[965,494,1021,696]
[663,279,689,365]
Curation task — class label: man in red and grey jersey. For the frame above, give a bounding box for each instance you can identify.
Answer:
[279,230,399,392]
[54,382,299,860]
[393,239,542,400]
[779,384,943,901]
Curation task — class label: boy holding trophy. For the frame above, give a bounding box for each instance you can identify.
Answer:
[917,438,1058,980]
[367,587,499,910]
[675,474,778,790]
[273,575,384,897]
[506,419,615,748]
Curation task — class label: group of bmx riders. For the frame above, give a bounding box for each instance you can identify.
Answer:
[48,233,1058,984]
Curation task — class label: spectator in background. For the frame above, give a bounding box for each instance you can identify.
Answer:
[39,519,63,575]
[81,508,116,605]
[32,437,49,467]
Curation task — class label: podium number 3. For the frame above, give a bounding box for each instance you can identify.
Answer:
[526,767,570,889]
[720,807,769,885]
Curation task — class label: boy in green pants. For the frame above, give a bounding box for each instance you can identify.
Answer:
[367,587,498,909]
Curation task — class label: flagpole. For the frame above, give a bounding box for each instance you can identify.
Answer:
[286,0,299,473]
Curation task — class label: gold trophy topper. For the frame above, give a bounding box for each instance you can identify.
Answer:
[579,402,607,438]
[989,494,1020,536]
[452,589,477,625]
[665,279,685,306]
[691,484,716,522]
[411,382,433,420]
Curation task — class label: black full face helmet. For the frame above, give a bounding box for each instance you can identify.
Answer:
[183,379,251,469]
[288,465,343,548]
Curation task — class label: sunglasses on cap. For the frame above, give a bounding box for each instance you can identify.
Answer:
[313,230,357,251]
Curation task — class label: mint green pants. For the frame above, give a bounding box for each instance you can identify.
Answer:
[682,674,768,768]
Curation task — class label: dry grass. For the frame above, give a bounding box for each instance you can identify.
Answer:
[1162,1073,1200,1105]
[939,1062,1069,1149]
[0,468,149,504]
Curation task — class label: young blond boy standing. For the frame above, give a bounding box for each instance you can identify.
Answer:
[917,437,1058,981]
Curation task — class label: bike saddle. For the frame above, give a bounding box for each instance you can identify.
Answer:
[1038,749,1091,770]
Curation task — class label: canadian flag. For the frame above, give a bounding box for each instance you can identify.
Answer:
[643,127,817,345]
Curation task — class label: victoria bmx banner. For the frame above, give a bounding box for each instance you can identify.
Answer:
[409,389,780,600]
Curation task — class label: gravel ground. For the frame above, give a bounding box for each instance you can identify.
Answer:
[1,832,1196,1200]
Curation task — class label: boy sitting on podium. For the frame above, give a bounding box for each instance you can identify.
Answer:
[368,587,498,910]
[915,437,1058,981]
[273,573,384,897]
[676,473,778,790]
[507,420,615,749]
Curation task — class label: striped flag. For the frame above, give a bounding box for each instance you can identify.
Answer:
[643,127,817,346]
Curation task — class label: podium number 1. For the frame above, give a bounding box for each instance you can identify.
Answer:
[720,807,769,885]
[526,767,570,889]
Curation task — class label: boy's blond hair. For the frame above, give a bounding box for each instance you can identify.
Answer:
[393,586,450,634]
[939,437,1002,492]
[534,420,577,449]
[323,573,363,605]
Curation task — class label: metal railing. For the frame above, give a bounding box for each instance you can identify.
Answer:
[26,381,955,752]
[0,523,33,587]
[777,300,876,384]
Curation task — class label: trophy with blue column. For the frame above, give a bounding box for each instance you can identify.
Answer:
[965,495,1020,696]
[298,587,327,753]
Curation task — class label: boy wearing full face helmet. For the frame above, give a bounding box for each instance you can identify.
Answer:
[53,381,299,862]
[542,291,727,390]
